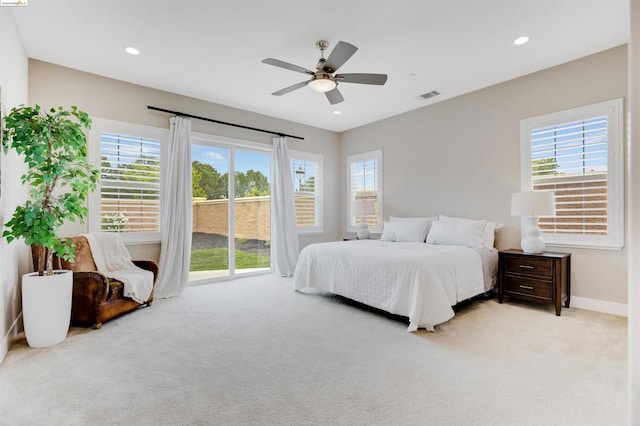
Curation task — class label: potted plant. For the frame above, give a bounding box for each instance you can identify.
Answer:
[1,105,99,347]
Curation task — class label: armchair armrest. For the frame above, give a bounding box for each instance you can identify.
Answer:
[73,271,110,302]
[133,260,159,283]
[71,271,110,325]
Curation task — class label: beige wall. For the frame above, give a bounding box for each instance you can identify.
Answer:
[340,45,629,306]
[0,8,30,362]
[629,0,640,419]
[28,59,342,260]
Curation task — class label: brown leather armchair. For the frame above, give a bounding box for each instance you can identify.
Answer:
[31,236,158,329]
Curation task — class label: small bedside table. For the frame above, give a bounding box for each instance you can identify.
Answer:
[498,249,571,316]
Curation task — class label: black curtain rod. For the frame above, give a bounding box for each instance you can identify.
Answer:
[147,105,304,140]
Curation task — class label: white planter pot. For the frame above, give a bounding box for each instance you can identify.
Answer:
[22,270,73,348]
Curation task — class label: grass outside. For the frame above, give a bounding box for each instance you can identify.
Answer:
[190,248,270,271]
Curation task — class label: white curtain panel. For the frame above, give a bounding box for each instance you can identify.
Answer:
[271,137,300,277]
[155,116,193,298]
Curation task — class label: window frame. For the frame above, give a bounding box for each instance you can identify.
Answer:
[89,118,168,244]
[290,150,323,234]
[346,149,383,233]
[520,98,624,250]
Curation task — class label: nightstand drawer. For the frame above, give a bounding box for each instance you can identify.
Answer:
[504,276,552,300]
[504,256,553,278]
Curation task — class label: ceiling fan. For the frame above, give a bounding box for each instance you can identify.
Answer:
[262,40,388,105]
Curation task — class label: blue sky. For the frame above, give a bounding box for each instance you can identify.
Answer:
[192,144,271,181]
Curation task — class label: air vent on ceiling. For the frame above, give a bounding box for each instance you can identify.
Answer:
[418,90,440,100]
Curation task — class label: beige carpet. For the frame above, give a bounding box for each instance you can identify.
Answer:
[0,274,627,425]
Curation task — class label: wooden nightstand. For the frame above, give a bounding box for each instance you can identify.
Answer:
[498,249,571,316]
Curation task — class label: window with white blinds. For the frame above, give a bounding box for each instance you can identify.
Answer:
[347,150,383,232]
[521,99,623,249]
[100,132,161,234]
[290,151,323,233]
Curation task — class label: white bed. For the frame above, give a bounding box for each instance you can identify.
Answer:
[293,240,498,332]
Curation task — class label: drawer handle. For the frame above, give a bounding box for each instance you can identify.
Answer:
[519,265,535,270]
[519,285,534,290]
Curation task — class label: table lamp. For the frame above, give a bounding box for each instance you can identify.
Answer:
[511,191,556,253]
[354,199,375,239]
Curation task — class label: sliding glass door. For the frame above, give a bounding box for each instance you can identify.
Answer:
[190,144,231,280]
[233,149,271,275]
[189,141,271,282]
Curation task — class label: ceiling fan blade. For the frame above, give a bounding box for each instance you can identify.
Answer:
[272,81,309,96]
[262,58,314,75]
[336,73,388,85]
[324,41,358,73]
[325,88,344,105]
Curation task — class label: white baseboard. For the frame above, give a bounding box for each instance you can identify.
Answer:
[0,312,22,365]
[571,296,628,317]
[0,336,7,365]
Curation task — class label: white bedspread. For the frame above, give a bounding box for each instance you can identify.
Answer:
[82,233,154,304]
[293,240,486,332]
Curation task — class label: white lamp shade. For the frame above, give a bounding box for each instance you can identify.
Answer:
[511,191,556,217]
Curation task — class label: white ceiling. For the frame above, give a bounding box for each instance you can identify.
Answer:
[11,0,629,133]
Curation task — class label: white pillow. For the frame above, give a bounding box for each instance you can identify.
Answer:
[438,215,498,249]
[426,220,485,248]
[483,221,497,249]
[380,221,429,243]
[438,215,486,227]
[390,216,437,241]
[390,216,434,222]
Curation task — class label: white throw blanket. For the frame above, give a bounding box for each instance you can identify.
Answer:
[82,233,154,304]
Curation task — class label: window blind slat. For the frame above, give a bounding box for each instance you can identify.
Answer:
[532,147,608,161]
[349,154,380,227]
[531,118,607,137]
[530,115,610,237]
[100,132,161,234]
[291,157,321,229]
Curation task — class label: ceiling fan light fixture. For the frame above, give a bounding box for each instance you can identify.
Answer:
[309,76,337,93]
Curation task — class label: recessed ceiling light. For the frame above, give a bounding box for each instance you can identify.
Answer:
[125,46,140,55]
[333,110,342,115]
[513,36,529,46]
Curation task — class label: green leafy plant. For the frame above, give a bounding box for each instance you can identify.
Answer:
[1,105,99,276]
